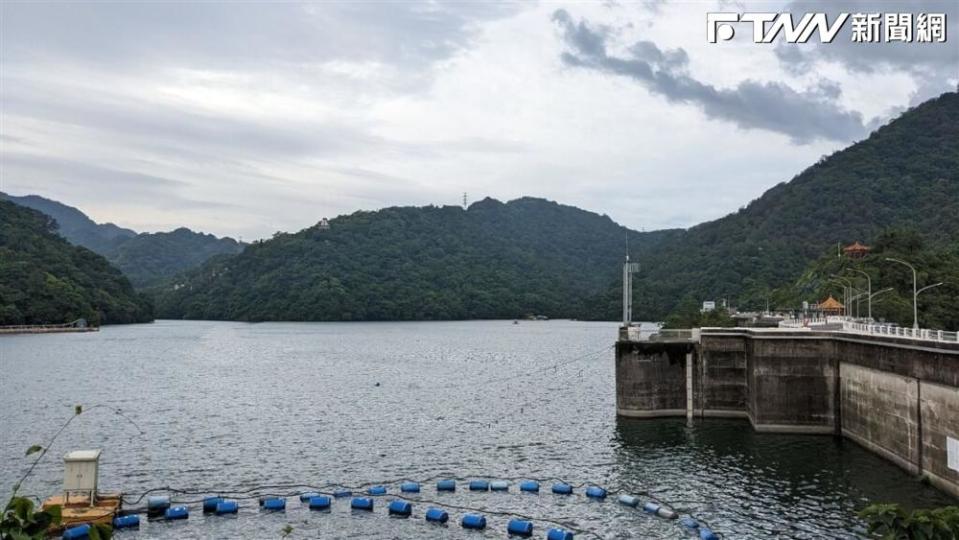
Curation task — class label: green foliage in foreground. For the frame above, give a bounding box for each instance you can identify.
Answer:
[860,503,959,540]
[771,228,959,330]
[0,200,154,326]
[2,405,111,540]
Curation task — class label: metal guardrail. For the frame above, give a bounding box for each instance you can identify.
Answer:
[621,326,700,342]
[841,321,959,343]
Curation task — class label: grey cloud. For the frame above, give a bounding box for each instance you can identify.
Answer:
[0,2,523,75]
[1,152,229,210]
[775,0,958,104]
[552,10,867,143]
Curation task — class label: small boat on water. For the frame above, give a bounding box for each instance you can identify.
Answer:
[41,450,122,532]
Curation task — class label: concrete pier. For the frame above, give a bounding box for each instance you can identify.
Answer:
[616,327,959,498]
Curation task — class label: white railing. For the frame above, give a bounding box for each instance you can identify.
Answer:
[620,326,700,342]
[841,321,959,343]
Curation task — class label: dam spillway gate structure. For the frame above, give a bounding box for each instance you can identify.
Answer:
[615,326,959,498]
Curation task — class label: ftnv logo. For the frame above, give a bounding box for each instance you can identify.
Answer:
[707,12,947,44]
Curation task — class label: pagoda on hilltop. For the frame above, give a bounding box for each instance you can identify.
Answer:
[843,241,870,259]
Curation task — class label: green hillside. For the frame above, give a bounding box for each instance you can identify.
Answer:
[0,200,154,326]
[618,92,959,318]
[2,193,244,287]
[154,197,678,321]
[771,229,959,330]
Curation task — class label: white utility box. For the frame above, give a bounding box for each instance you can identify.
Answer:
[63,449,101,505]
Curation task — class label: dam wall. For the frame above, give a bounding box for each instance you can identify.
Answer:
[615,328,959,498]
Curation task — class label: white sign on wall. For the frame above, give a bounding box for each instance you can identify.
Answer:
[948,436,959,473]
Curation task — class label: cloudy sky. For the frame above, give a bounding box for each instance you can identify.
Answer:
[2,1,956,240]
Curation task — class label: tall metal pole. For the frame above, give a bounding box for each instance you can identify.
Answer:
[848,269,872,320]
[622,256,632,324]
[885,258,918,330]
[831,275,855,319]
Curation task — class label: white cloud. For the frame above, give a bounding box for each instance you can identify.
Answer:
[1,1,954,239]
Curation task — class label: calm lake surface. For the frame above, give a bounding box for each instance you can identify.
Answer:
[0,320,954,539]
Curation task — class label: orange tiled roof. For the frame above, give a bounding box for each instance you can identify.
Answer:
[819,296,844,309]
[843,241,870,252]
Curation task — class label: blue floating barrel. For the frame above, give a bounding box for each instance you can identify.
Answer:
[147,495,171,513]
[551,483,573,495]
[215,500,238,515]
[309,496,331,510]
[468,480,490,491]
[203,496,224,512]
[388,500,412,516]
[461,513,487,529]
[367,485,387,496]
[490,480,509,491]
[585,486,607,499]
[400,481,420,493]
[333,490,352,498]
[62,524,91,540]
[699,527,719,540]
[547,528,575,540]
[507,519,534,537]
[618,494,639,507]
[425,507,449,523]
[113,514,140,529]
[657,506,678,519]
[165,506,189,520]
[680,517,700,529]
[436,479,456,491]
[519,480,540,492]
[299,492,320,502]
[351,497,374,511]
[643,502,660,514]
[263,497,286,511]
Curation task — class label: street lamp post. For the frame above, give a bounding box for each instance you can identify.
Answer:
[830,275,856,319]
[847,269,872,320]
[885,258,919,330]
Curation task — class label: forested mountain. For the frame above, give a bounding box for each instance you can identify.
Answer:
[154,197,679,321]
[0,200,153,325]
[770,229,959,330]
[0,192,135,254]
[1,192,243,287]
[155,92,958,323]
[604,91,959,318]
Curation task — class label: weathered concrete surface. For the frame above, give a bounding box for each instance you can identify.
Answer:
[615,341,693,417]
[840,363,920,474]
[747,338,837,433]
[616,328,959,498]
[698,335,748,416]
[920,380,959,497]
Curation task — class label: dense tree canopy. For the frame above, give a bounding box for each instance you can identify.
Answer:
[154,197,677,321]
[1,193,242,287]
[771,228,959,330]
[0,201,154,326]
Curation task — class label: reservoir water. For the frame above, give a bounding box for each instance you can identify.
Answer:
[0,320,954,539]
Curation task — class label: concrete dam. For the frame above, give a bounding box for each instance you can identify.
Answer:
[615,327,959,498]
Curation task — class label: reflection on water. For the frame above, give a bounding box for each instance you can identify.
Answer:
[0,320,952,539]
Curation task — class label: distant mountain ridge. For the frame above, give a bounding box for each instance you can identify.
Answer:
[1,192,244,287]
[154,197,680,321]
[154,92,959,321]
[0,200,153,325]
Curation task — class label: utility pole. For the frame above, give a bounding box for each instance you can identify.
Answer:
[885,258,919,330]
[622,239,640,325]
[847,269,872,320]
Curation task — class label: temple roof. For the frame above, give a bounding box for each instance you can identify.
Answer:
[819,296,844,309]
[843,241,870,253]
